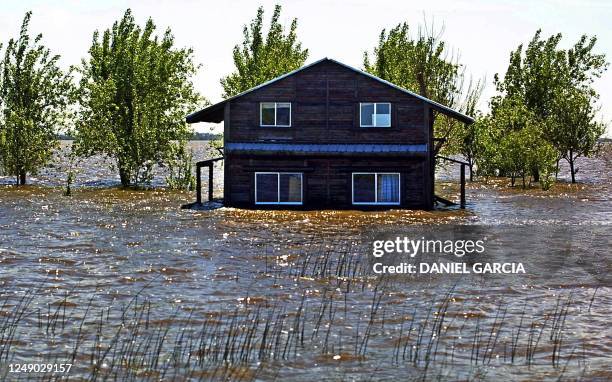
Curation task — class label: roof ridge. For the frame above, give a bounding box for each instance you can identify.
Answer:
[186,58,474,124]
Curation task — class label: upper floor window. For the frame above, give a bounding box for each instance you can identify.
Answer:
[360,102,391,127]
[260,102,291,127]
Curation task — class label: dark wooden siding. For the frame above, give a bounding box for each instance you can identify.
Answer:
[223,60,434,210]
[227,60,428,145]
[225,155,427,209]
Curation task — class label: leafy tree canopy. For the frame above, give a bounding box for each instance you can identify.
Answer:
[220,4,308,98]
[364,22,460,107]
[363,22,483,155]
[492,30,608,182]
[74,9,203,187]
[0,11,74,185]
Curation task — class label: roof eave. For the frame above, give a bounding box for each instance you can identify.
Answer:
[430,106,475,124]
[186,101,227,124]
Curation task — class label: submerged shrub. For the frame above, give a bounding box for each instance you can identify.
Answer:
[165,142,195,190]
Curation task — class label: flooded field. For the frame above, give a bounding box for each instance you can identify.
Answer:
[0,141,610,381]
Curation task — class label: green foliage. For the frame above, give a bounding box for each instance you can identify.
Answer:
[0,12,74,185]
[456,111,484,180]
[74,9,203,187]
[500,124,557,189]
[532,139,558,191]
[546,86,605,183]
[164,142,195,190]
[64,167,74,196]
[363,22,483,156]
[364,23,459,105]
[475,98,557,190]
[494,31,607,117]
[220,4,308,97]
[492,30,608,183]
[209,136,223,150]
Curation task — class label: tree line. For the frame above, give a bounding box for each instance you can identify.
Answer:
[0,10,203,188]
[0,6,608,190]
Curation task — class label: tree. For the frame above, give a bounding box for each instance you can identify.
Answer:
[363,22,482,156]
[547,86,605,183]
[493,30,608,182]
[0,12,74,185]
[477,96,557,190]
[456,112,483,182]
[220,4,308,97]
[74,9,202,187]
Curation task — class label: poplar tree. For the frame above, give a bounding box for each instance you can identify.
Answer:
[0,12,74,185]
[363,22,482,156]
[220,4,308,97]
[547,86,605,183]
[75,9,202,187]
[493,30,608,183]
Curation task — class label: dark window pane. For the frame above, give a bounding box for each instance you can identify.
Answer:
[376,103,390,114]
[377,174,400,203]
[360,103,374,126]
[256,173,278,203]
[279,174,302,203]
[276,103,291,126]
[261,103,275,125]
[375,103,391,126]
[353,174,375,203]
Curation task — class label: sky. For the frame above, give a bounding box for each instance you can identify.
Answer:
[1,0,611,136]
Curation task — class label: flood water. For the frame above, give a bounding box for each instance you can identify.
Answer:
[0,141,610,381]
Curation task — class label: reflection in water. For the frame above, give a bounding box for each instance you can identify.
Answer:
[0,141,610,380]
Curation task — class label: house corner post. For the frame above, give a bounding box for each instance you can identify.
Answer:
[208,164,214,202]
[425,105,435,209]
[460,163,466,209]
[196,163,202,204]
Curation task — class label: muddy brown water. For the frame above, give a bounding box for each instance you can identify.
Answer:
[0,141,610,381]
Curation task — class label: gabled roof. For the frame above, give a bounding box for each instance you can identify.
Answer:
[186,58,474,124]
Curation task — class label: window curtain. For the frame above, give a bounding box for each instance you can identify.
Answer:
[280,174,302,203]
[377,174,399,203]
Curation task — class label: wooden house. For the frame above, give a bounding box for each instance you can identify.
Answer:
[186,58,473,210]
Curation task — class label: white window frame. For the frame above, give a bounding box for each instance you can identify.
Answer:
[352,172,401,205]
[255,172,303,205]
[359,102,391,127]
[260,102,292,127]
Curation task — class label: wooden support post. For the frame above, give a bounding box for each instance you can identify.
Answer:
[196,163,202,204]
[208,164,214,202]
[460,163,466,209]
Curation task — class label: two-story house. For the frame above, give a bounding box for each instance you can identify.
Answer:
[186,58,473,210]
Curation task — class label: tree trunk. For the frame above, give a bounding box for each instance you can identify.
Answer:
[569,157,576,183]
[18,170,26,185]
[119,169,130,187]
[569,149,576,184]
[118,162,131,187]
[532,168,540,182]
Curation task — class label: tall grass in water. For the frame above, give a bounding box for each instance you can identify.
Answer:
[0,239,603,381]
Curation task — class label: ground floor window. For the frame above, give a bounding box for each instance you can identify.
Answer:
[255,172,303,204]
[352,172,400,205]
